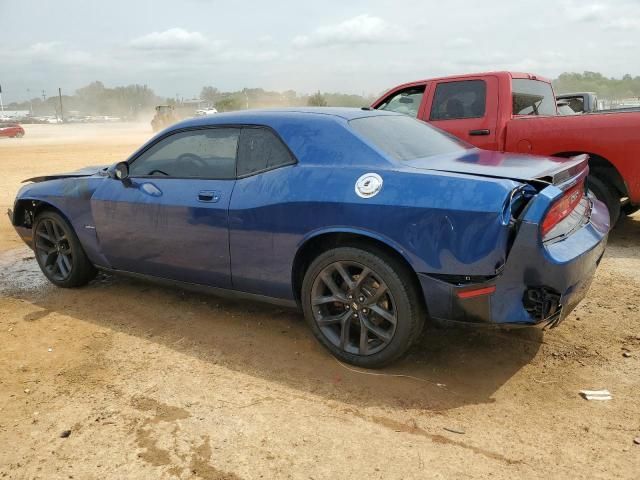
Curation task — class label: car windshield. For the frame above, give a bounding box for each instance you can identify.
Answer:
[349,115,470,161]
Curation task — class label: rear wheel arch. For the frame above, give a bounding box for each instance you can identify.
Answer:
[291,231,426,310]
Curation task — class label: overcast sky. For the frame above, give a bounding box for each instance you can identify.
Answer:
[1,0,639,102]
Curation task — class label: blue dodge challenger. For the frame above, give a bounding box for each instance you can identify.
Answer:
[9,108,609,367]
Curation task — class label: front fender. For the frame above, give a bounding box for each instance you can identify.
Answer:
[13,177,109,267]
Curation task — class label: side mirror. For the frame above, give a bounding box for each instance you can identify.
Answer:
[108,162,132,186]
[114,162,129,180]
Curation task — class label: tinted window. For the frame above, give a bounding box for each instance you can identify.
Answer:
[430,80,486,120]
[512,79,556,116]
[350,115,470,161]
[130,128,239,178]
[376,87,425,117]
[237,127,294,176]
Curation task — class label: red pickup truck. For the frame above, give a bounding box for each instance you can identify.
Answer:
[372,71,640,224]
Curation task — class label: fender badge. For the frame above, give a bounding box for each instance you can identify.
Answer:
[355,173,383,198]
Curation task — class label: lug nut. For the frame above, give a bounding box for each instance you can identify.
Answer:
[345,304,350,310]
[353,313,359,318]
[361,308,368,314]
[347,294,353,300]
[358,296,365,302]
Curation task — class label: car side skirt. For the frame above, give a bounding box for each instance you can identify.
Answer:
[96,266,300,310]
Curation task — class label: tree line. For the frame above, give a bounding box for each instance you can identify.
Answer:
[4,71,639,118]
[553,72,640,98]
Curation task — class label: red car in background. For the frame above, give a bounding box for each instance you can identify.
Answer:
[372,72,640,224]
[0,123,25,138]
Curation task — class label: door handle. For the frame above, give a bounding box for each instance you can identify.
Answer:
[198,190,220,202]
[469,129,490,136]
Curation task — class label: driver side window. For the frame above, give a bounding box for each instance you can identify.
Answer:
[376,86,425,118]
[129,128,240,179]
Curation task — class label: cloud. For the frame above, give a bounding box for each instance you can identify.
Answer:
[129,28,210,51]
[606,18,640,30]
[445,37,473,49]
[1,41,103,68]
[562,2,608,22]
[293,14,410,48]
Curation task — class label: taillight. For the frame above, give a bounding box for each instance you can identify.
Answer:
[541,181,585,237]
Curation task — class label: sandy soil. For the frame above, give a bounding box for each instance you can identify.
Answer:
[0,124,638,479]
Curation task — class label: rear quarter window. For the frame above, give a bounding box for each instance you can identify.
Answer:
[512,79,557,116]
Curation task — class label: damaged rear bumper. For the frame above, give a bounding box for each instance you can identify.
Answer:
[418,197,609,328]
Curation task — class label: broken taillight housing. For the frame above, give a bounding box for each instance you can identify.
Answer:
[541,180,585,238]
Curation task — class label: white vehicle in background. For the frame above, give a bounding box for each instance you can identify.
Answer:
[194,107,218,116]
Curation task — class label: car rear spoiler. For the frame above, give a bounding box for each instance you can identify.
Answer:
[539,154,589,187]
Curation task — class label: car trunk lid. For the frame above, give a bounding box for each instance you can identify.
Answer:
[405,150,588,188]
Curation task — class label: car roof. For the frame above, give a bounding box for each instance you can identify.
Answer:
[376,71,553,97]
[171,107,400,130]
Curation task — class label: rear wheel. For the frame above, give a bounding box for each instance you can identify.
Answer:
[301,247,425,368]
[33,211,97,287]
[587,176,620,226]
[622,203,639,217]
[14,131,24,138]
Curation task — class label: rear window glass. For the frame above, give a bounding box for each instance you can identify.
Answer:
[237,127,294,176]
[430,80,486,120]
[350,115,470,161]
[512,79,557,116]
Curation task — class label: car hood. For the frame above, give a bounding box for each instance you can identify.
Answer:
[23,165,109,183]
[405,150,587,186]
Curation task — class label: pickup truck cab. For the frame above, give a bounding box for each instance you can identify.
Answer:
[372,72,640,223]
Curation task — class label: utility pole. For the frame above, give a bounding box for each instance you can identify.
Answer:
[27,88,33,114]
[0,84,4,113]
[58,88,64,123]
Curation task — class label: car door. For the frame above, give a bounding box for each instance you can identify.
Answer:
[91,127,240,287]
[423,76,499,150]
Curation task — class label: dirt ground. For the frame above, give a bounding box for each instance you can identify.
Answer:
[0,124,638,479]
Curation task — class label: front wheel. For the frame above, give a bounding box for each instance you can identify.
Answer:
[33,211,97,287]
[301,247,425,368]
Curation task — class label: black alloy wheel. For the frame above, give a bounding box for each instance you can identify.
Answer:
[35,216,74,281]
[33,211,96,287]
[311,260,397,356]
[302,247,425,368]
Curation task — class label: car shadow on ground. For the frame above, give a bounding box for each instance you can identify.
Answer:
[6,214,634,412]
[1,255,544,413]
[602,213,640,260]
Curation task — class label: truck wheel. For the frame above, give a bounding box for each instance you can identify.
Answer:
[33,211,97,288]
[301,246,425,368]
[587,176,620,226]
[622,204,639,217]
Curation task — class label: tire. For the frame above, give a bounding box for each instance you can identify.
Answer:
[622,203,639,217]
[14,132,24,138]
[33,210,97,288]
[587,175,620,226]
[301,246,425,368]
